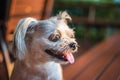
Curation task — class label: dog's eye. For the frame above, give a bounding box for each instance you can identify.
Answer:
[55,34,60,41]
[49,34,60,42]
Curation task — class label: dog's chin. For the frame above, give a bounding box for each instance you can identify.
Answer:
[45,49,75,64]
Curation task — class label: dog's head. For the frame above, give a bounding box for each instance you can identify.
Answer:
[13,11,78,64]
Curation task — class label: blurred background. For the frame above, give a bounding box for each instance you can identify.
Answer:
[53,0,120,43]
[0,0,120,80]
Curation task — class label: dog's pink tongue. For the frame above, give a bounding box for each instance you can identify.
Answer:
[64,53,74,64]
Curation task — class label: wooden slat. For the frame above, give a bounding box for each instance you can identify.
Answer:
[75,49,120,80]
[10,0,45,16]
[0,51,3,63]
[55,2,120,8]
[99,54,120,80]
[0,63,8,80]
[116,75,120,80]
[42,0,54,19]
[72,16,120,26]
[63,32,120,80]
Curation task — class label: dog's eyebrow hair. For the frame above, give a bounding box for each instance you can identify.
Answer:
[65,29,74,37]
[56,30,62,37]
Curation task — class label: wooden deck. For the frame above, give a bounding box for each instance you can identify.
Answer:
[63,32,120,80]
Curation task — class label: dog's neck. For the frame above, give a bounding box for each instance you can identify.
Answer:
[11,59,63,80]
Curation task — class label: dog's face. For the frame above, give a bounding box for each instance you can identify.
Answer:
[13,11,78,64]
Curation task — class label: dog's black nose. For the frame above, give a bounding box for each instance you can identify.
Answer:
[69,42,77,50]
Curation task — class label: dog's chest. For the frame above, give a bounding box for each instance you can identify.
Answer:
[11,62,63,80]
[34,62,63,80]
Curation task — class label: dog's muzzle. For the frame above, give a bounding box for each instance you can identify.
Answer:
[45,49,75,64]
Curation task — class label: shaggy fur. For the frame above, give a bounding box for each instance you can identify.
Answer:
[11,11,78,80]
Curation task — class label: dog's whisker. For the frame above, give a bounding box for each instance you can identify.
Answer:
[60,46,68,53]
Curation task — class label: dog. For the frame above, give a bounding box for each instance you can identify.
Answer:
[10,11,78,80]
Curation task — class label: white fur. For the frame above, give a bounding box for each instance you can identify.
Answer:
[35,62,63,80]
[13,17,37,59]
[11,11,78,80]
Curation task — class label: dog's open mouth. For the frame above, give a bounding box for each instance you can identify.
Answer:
[45,49,74,64]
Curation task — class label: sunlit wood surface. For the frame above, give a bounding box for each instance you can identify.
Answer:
[63,32,120,80]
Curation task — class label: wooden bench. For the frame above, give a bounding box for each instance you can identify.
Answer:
[63,32,120,80]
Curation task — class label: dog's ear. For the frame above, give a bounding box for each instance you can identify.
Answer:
[13,17,37,60]
[57,11,72,23]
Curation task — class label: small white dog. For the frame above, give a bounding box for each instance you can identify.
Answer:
[11,11,78,80]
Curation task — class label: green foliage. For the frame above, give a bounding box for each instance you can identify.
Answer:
[104,27,116,38]
[74,25,86,39]
[53,0,119,43]
[56,0,117,4]
[88,27,98,42]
